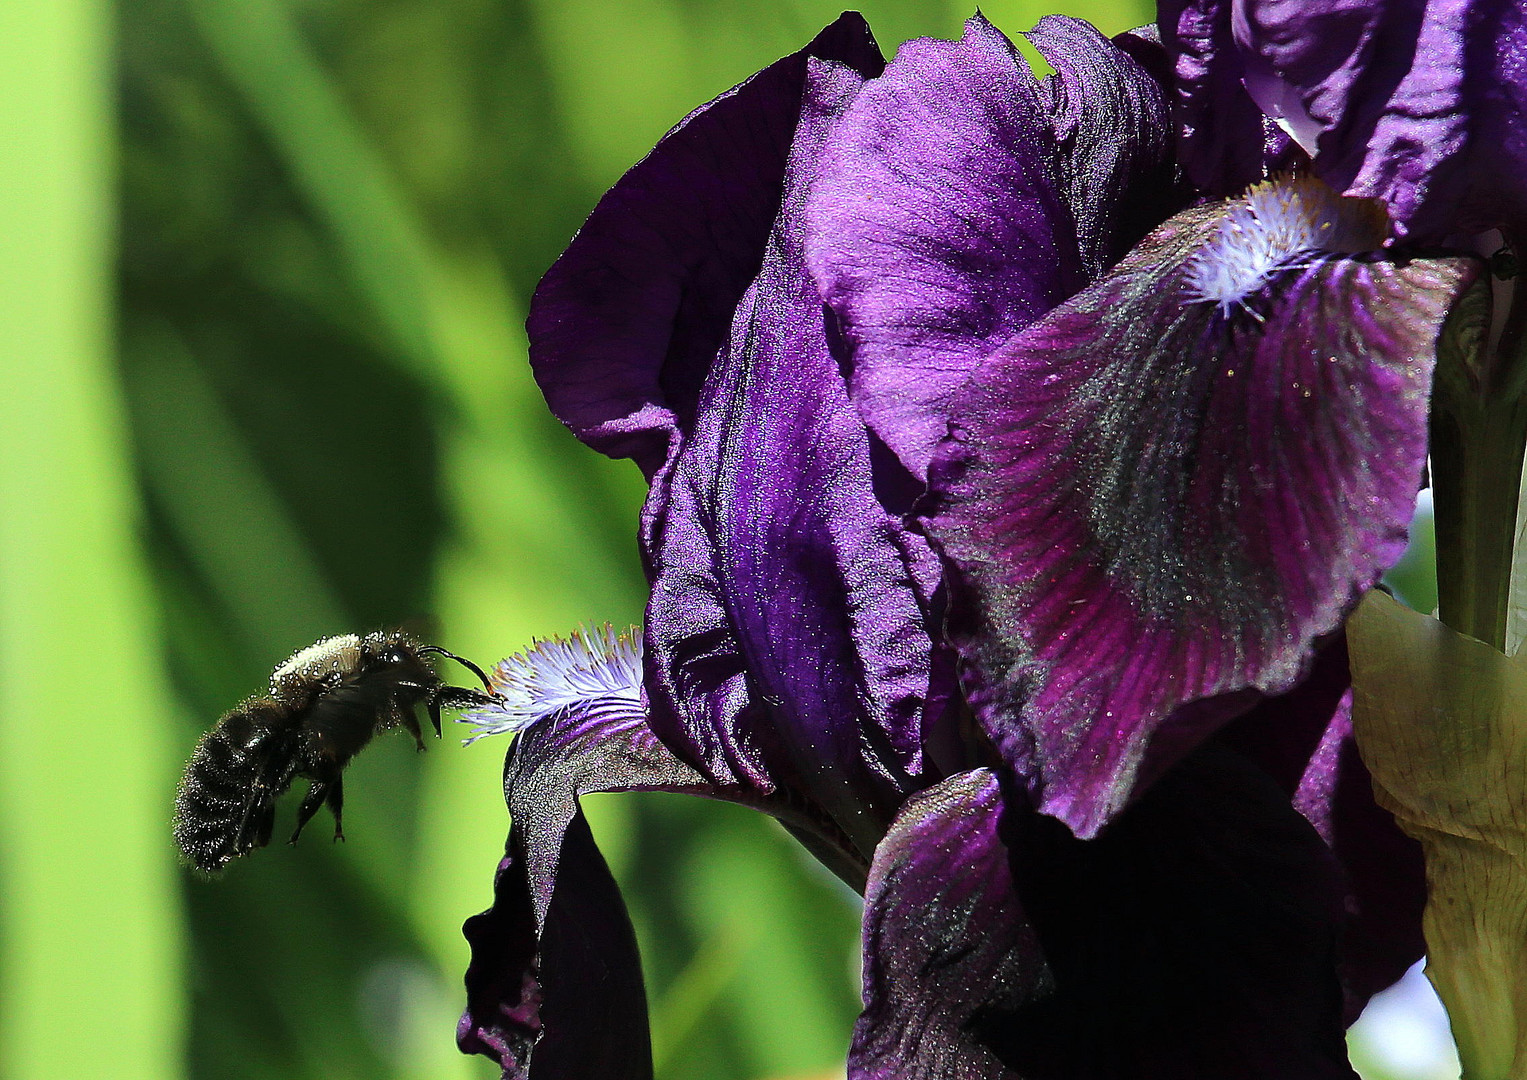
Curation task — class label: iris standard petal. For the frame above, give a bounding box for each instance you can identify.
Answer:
[644,56,950,861]
[527,14,882,476]
[1160,0,1527,239]
[804,14,1085,481]
[1158,0,1282,193]
[1027,15,1177,276]
[923,177,1483,838]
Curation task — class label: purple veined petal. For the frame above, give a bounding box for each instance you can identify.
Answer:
[459,633,869,1076]
[851,750,1359,1078]
[804,14,1086,482]
[923,176,1485,839]
[849,769,1044,1080]
[644,57,952,861]
[527,14,883,477]
[458,620,895,1074]
[1217,634,1427,1023]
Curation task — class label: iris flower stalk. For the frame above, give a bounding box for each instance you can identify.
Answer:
[453,6,1522,1078]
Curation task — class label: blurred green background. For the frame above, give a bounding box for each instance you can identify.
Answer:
[2,1,1447,1078]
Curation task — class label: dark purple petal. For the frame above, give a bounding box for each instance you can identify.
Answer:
[994,744,1356,1078]
[923,181,1483,838]
[850,769,1042,1080]
[1028,16,1179,275]
[645,58,951,860]
[1218,636,1427,1022]
[527,15,882,476]
[459,704,715,1077]
[804,15,1084,481]
[1469,1,1527,234]
[1158,0,1304,194]
[459,816,650,1080]
[1160,0,1527,239]
[851,750,1359,1079]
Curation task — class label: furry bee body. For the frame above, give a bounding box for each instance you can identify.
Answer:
[173,630,498,874]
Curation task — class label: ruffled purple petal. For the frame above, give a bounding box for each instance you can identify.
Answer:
[849,769,1042,1080]
[644,57,951,860]
[1218,635,1427,1022]
[459,817,650,1079]
[1158,0,1283,193]
[923,181,1483,838]
[1028,16,1179,276]
[804,15,1085,481]
[1160,0,1527,238]
[851,750,1359,1078]
[459,703,716,1077]
[527,14,882,476]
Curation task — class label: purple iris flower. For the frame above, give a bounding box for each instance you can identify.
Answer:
[1157,0,1527,241]
[457,12,1484,1079]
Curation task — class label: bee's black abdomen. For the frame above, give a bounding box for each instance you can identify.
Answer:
[173,630,501,872]
[173,701,295,874]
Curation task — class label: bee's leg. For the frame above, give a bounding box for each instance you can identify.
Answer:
[393,697,429,752]
[427,695,443,739]
[236,792,279,857]
[326,776,345,843]
[434,685,501,711]
[289,780,329,845]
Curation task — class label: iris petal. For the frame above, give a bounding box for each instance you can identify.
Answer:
[527,14,882,476]
[1160,0,1527,238]
[805,14,1084,481]
[458,702,714,1077]
[850,769,1043,1080]
[850,749,1359,1078]
[643,57,950,859]
[995,745,1357,1078]
[1218,635,1427,1020]
[923,180,1483,837]
[460,639,877,1075]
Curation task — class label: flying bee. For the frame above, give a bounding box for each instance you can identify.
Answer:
[173,630,503,874]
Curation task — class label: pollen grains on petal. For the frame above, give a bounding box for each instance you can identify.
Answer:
[458,624,645,744]
[1184,175,1391,314]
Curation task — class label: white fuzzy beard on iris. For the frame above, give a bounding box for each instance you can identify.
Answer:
[458,624,643,744]
[1185,176,1388,315]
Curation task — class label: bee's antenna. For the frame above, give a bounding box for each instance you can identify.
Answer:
[419,645,495,694]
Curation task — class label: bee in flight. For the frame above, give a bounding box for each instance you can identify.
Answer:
[173,630,502,874]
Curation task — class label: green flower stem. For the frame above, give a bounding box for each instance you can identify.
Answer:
[1406,248,1527,1079]
[1432,265,1527,651]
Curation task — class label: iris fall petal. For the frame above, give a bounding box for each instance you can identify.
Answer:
[923,180,1482,837]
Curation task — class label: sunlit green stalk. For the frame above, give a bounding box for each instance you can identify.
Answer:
[1419,247,1527,1079]
[1432,265,1527,651]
